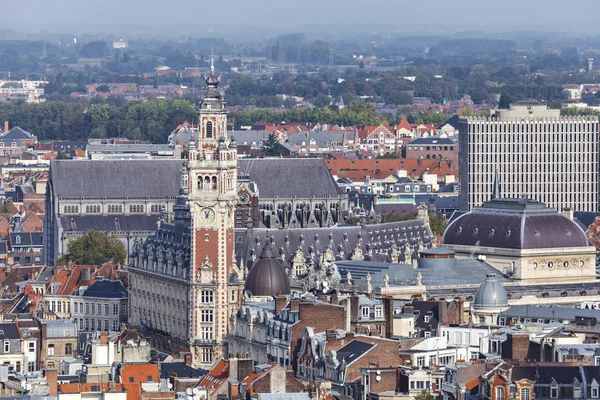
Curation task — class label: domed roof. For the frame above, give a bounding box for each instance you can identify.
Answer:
[473,274,508,308]
[443,198,589,250]
[206,70,219,87]
[244,241,291,297]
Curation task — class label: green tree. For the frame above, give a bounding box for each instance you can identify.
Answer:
[262,133,281,156]
[96,84,110,93]
[58,230,126,265]
[359,60,365,69]
[0,202,16,213]
[498,91,514,109]
[56,151,69,159]
[429,213,448,236]
[414,390,434,400]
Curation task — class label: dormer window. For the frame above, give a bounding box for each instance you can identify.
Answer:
[15,235,20,245]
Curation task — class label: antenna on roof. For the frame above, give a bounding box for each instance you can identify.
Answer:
[210,45,215,72]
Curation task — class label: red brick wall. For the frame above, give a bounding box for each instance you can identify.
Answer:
[290,303,346,371]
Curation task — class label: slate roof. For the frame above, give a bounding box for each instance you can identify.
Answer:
[9,232,42,247]
[408,136,456,145]
[82,280,127,299]
[49,159,183,199]
[500,305,600,321]
[160,362,207,379]
[0,127,35,140]
[443,197,590,250]
[511,365,582,384]
[87,144,175,154]
[59,215,160,233]
[234,218,433,270]
[334,340,374,368]
[238,158,341,197]
[0,323,20,340]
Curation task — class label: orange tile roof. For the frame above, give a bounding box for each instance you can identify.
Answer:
[198,359,229,394]
[396,118,412,131]
[59,382,125,394]
[465,377,479,390]
[122,363,159,384]
[325,158,457,181]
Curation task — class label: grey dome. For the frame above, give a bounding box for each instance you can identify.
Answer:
[244,241,291,297]
[443,197,589,250]
[473,274,508,308]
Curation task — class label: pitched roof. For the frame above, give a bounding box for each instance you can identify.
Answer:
[198,358,229,394]
[49,159,183,199]
[325,158,457,181]
[238,158,341,197]
[396,118,413,131]
[82,280,127,299]
[0,322,21,340]
[408,136,456,145]
[121,363,159,384]
[1,127,35,140]
[160,362,206,379]
[59,215,160,233]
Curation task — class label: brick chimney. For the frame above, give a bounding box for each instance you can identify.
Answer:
[326,328,337,342]
[275,295,288,315]
[438,299,448,325]
[44,368,58,396]
[3,122,8,133]
[290,299,300,312]
[502,333,532,362]
[383,297,394,338]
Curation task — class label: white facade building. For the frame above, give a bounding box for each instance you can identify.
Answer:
[459,104,599,212]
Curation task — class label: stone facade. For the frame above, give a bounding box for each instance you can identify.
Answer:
[128,65,243,368]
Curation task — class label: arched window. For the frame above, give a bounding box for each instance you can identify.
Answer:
[496,387,504,400]
[212,176,217,190]
[426,154,430,159]
[521,387,530,400]
[15,235,20,244]
[204,176,211,190]
[206,121,213,138]
[198,176,203,190]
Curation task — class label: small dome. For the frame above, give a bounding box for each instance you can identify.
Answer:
[206,71,219,87]
[244,241,291,297]
[473,274,508,308]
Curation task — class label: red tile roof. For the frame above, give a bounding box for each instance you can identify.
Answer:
[121,363,159,384]
[198,359,229,394]
[325,158,457,181]
[396,118,412,131]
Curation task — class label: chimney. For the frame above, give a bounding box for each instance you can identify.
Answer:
[184,353,192,366]
[438,299,448,325]
[290,299,300,312]
[330,294,339,305]
[44,368,58,396]
[383,297,394,338]
[81,267,90,281]
[402,305,415,315]
[275,295,288,315]
[229,358,254,381]
[99,332,108,345]
[502,333,532,362]
[3,122,7,133]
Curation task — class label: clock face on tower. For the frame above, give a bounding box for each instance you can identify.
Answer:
[199,208,215,224]
[239,192,250,204]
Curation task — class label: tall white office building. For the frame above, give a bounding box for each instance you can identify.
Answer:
[459,104,599,212]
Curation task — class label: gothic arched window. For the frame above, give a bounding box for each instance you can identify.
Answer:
[212,176,217,190]
[206,121,213,139]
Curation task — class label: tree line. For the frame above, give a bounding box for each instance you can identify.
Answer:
[0,98,392,143]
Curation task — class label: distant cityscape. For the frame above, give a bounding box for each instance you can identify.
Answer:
[0,18,600,400]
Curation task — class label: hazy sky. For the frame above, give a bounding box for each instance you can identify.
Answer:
[4,0,600,34]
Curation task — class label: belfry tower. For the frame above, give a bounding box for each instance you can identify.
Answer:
[187,61,242,367]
